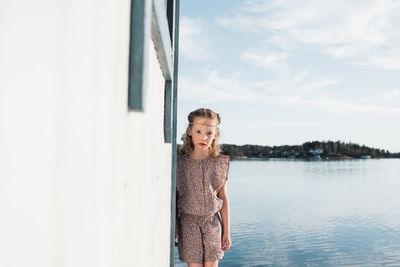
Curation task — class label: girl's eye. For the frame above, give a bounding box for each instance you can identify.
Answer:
[207,132,212,135]
[196,130,201,134]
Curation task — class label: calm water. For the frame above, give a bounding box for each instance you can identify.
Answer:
[174,159,400,267]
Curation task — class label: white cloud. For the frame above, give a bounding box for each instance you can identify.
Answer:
[179,67,400,116]
[240,50,290,71]
[361,88,400,105]
[287,97,400,115]
[217,0,400,71]
[179,70,264,103]
[357,48,400,70]
[179,17,210,61]
[326,45,358,59]
[381,89,400,101]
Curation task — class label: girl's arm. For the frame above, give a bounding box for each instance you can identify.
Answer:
[175,193,179,246]
[218,182,231,251]
[175,209,178,246]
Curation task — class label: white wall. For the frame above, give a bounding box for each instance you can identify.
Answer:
[0,1,172,266]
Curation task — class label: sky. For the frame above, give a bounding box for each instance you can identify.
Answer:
[176,0,400,153]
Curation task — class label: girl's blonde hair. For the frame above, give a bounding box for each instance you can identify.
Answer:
[180,108,222,158]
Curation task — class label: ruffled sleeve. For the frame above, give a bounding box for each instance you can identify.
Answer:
[212,154,230,193]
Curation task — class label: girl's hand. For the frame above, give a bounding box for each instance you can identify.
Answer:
[175,224,179,246]
[175,213,179,246]
[221,233,231,251]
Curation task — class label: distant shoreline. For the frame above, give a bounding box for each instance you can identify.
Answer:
[229,157,400,161]
[218,141,400,160]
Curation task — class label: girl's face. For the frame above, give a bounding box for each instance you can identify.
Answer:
[187,117,219,152]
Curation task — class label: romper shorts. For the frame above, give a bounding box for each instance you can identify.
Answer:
[178,212,224,263]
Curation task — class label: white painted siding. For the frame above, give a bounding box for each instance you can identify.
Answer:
[0,1,172,267]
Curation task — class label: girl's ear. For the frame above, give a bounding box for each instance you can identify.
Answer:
[215,128,220,138]
[186,127,192,136]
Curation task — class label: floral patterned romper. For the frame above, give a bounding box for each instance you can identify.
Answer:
[176,153,230,263]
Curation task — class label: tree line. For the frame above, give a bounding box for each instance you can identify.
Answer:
[218,141,400,159]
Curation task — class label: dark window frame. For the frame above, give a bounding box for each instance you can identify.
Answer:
[128,0,152,111]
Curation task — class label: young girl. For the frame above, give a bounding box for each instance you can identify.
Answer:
[176,108,231,267]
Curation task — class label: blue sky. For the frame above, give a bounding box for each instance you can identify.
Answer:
[176,0,400,152]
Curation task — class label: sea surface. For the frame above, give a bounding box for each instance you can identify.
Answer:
[174,159,400,267]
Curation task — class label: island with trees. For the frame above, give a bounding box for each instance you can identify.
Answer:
[216,141,400,160]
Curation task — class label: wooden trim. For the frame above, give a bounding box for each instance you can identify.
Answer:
[167,0,174,41]
[164,80,172,143]
[169,0,180,265]
[151,0,173,80]
[128,0,152,111]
